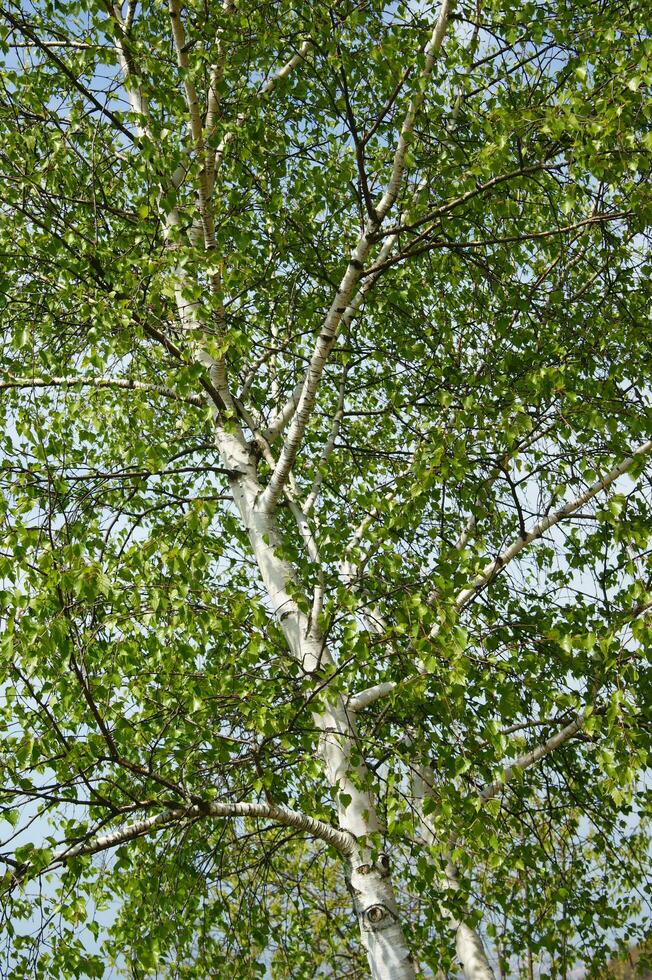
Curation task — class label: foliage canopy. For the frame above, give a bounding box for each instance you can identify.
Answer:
[0,0,652,976]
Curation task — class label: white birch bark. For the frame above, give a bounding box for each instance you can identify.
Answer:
[340,482,496,979]
[210,7,453,971]
[454,923,497,980]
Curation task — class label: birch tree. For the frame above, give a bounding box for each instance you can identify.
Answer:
[1,0,652,976]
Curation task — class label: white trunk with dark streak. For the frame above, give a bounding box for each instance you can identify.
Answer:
[455,924,496,980]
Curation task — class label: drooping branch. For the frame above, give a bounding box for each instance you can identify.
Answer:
[5,800,354,891]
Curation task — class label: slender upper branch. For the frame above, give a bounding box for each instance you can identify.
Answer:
[375,0,450,222]
[454,437,652,612]
[106,1,150,133]
[204,0,234,197]
[168,0,214,247]
[303,366,348,515]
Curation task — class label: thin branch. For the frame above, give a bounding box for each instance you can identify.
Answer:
[0,374,203,406]
[377,162,558,239]
[374,0,451,221]
[9,40,104,49]
[204,0,234,197]
[479,714,587,805]
[361,65,413,148]
[262,202,408,448]
[365,211,632,278]
[339,50,376,220]
[363,211,632,276]
[0,7,136,143]
[454,437,652,612]
[168,0,214,247]
[106,0,150,129]
[287,497,325,631]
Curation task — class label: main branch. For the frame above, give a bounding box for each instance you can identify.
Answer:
[262,1,451,510]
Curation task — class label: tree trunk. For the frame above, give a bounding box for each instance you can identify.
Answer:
[215,429,416,979]
[412,764,496,980]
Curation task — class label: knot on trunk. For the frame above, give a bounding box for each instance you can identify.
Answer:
[360,902,397,932]
[354,852,390,878]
